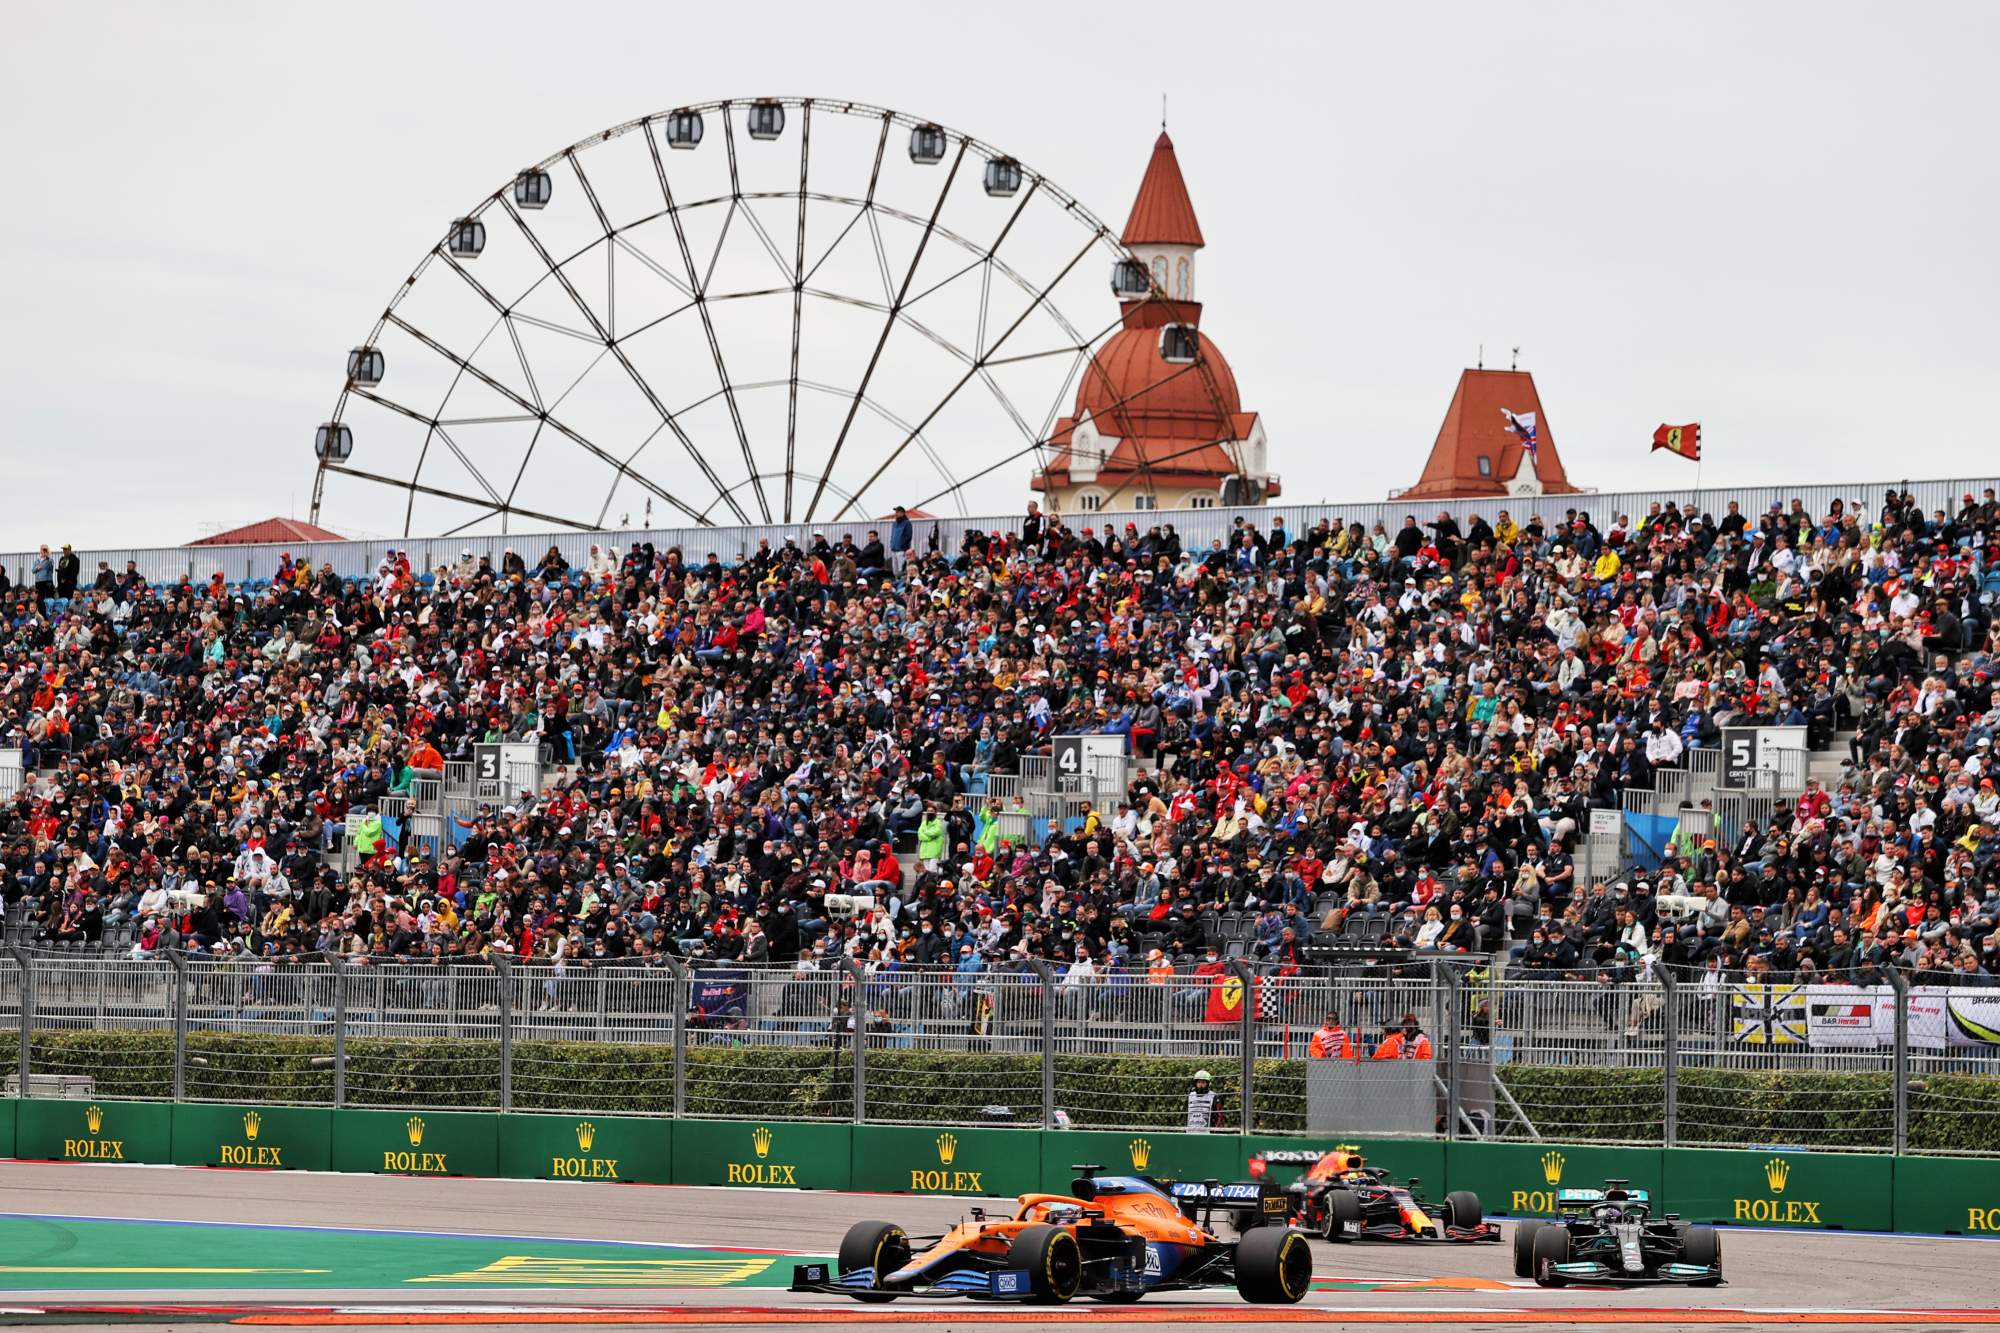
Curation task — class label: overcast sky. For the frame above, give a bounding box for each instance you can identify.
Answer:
[4,1,1997,550]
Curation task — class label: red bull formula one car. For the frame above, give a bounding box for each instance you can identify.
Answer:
[789,1164,1313,1304]
[1240,1147,1499,1243]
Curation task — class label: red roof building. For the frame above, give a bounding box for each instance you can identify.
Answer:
[187,517,345,547]
[1033,132,1277,514]
[1392,368,1584,500]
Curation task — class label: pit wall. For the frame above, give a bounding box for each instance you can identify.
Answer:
[7,1100,1997,1238]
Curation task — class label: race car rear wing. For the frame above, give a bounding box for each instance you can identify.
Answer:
[1249,1149,1329,1165]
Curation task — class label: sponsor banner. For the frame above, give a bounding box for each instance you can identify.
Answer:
[1893,1153,2000,1236]
[1804,985,1883,1050]
[1730,983,1807,1045]
[671,1118,851,1191]
[330,1108,498,1178]
[171,1103,332,1171]
[16,1098,172,1165]
[1240,1135,1445,1194]
[1664,1147,1889,1230]
[1444,1142,1664,1219]
[1037,1130,1240,1194]
[1798,985,2000,1051]
[495,1113,672,1185]
[848,1124,1038,1198]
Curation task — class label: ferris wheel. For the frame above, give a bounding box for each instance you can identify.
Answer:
[311,96,1209,538]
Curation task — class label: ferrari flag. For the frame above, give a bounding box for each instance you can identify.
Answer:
[1653,422,1701,461]
[1206,970,1258,1023]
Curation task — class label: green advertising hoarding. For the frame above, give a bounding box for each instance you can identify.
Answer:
[0,1097,13,1159]
[672,1118,852,1191]
[848,1124,1040,1198]
[495,1112,672,1184]
[15,1098,172,1165]
[1664,1147,1891,1230]
[1445,1142,1664,1218]
[330,1108,498,1178]
[1038,1129,1241,1193]
[171,1103,332,1171]
[1888,1153,2000,1237]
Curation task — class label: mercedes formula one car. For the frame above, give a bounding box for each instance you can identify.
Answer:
[1228,1147,1498,1243]
[1515,1182,1723,1287]
[789,1164,1313,1304]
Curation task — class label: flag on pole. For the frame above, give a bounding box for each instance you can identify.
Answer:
[1500,408,1539,456]
[1652,423,1701,461]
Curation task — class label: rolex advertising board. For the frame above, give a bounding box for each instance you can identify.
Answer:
[1892,1153,2000,1236]
[330,1108,498,1178]
[848,1124,1038,1197]
[1664,1147,1889,1230]
[496,1112,672,1184]
[171,1103,332,1171]
[671,1118,852,1191]
[1037,1130,1240,1193]
[1443,1142,1664,1218]
[1240,1136,1445,1193]
[16,1098,172,1165]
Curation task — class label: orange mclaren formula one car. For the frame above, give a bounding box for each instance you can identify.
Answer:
[1234,1147,1499,1243]
[789,1164,1313,1304]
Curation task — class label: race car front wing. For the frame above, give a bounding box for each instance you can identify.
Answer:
[1545,1259,1721,1284]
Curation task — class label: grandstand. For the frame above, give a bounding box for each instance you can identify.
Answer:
[4,476,2000,1149]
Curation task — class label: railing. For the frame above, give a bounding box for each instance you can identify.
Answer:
[12,475,1998,590]
[3,947,1993,1151]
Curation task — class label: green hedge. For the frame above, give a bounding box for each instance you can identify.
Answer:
[23,1032,1999,1151]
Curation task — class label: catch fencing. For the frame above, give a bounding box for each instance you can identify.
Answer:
[1,946,1994,1153]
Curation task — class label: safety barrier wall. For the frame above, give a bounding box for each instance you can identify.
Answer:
[7,1100,2000,1238]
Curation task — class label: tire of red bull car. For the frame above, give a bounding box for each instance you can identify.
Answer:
[1443,1190,1482,1232]
[1234,1227,1313,1304]
[1512,1219,1544,1278]
[1324,1189,1362,1242]
[836,1221,910,1304]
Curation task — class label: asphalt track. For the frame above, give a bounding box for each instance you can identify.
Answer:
[1,1161,1997,1332]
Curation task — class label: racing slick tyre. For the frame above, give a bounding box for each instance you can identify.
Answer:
[1443,1190,1483,1233]
[1512,1219,1544,1278]
[1681,1224,1723,1286]
[836,1221,910,1304]
[1532,1221,1572,1287]
[1324,1189,1362,1242]
[1234,1226,1313,1304]
[1008,1224,1083,1303]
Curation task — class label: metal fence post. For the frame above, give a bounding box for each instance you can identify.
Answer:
[1888,968,1910,1155]
[168,950,188,1103]
[494,955,513,1112]
[327,954,347,1109]
[668,957,688,1118]
[11,943,32,1095]
[1433,959,1462,1141]
[1659,966,1679,1147]
[1030,961,1056,1129]
[839,957,866,1123]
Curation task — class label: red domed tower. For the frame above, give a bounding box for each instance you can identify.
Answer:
[1032,132,1276,515]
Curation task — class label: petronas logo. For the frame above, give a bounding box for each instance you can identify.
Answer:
[243,1112,262,1141]
[575,1121,596,1152]
[407,1116,426,1147]
[936,1132,957,1165]
[1128,1138,1151,1170]
[1541,1151,1565,1185]
[1764,1157,1790,1192]
[752,1126,773,1159]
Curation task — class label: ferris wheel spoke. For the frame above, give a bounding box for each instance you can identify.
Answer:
[782,101,813,522]
[805,140,967,521]
[429,424,507,507]
[503,317,544,412]
[826,227,1104,521]
[501,194,751,524]
[596,416,671,529]
[609,233,696,301]
[323,461,599,532]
